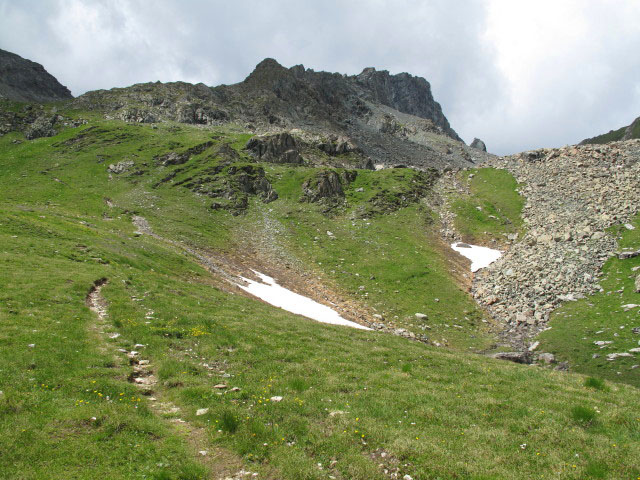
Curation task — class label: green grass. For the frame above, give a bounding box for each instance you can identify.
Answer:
[254,166,494,351]
[581,126,627,144]
[451,168,525,245]
[583,377,608,391]
[539,212,640,388]
[1,116,640,479]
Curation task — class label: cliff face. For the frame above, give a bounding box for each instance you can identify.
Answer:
[353,67,461,142]
[0,49,73,102]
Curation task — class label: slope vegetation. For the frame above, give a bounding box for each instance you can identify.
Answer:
[1,111,639,480]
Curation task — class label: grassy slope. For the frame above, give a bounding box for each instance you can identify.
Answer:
[451,168,525,246]
[254,167,495,351]
[1,118,639,479]
[540,214,640,388]
[581,120,640,145]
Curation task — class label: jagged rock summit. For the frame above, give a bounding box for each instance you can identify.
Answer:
[0,49,72,102]
[73,57,490,169]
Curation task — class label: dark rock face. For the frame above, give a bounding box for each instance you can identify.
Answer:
[246,133,303,164]
[470,138,487,151]
[354,67,462,142]
[0,49,72,103]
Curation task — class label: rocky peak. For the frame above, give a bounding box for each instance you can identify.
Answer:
[242,58,294,88]
[470,138,487,151]
[353,66,461,141]
[0,49,72,102]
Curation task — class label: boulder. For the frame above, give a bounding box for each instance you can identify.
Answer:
[537,353,556,364]
[491,351,532,364]
[25,114,58,140]
[108,160,134,174]
[469,138,487,152]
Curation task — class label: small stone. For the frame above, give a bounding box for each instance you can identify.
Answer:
[403,475,414,480]
[27,344,35,348]
[230,387,241,392]
[196,408,209,416]
[198,450,208,456]
[537,353,555,364]
[270,396,283,402]
[607,353,633,361]
[213,384,227,389]
[414,313,427,320]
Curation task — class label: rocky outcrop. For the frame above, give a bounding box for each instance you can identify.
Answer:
[473,139,640,347]
[154,141,214,166]
[178,163,277,215]
[623,116,640,141]
[301,170,356,204]
[317,134,357,156]
[245,132,302,164]
[24,114,59,139]
[635,274,640,293]
[470,138,487,151]
[0,49,72,103]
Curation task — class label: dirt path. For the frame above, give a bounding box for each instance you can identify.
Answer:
[86,277,255,480]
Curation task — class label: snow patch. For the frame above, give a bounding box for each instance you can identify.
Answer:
[451,242,502,272]
[237,271,371,330]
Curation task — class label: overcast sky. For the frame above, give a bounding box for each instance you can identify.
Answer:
[1,0,639,154]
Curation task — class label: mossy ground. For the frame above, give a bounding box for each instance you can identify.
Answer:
[1,115,639,479]
[451,167,525,246]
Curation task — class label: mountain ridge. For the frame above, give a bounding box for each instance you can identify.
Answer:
[72,57,485,169]
[0,48,73,102]
[580,114,640,145]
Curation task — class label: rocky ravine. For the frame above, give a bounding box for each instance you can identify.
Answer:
[472,139,640,350]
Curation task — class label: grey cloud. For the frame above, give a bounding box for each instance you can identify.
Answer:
[1,0,639,155]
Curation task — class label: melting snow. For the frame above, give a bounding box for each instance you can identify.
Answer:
[451,242,502,272]
[237,271,371,330]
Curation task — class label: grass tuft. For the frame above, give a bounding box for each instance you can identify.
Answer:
[572,405,597,427]
[220,410,240,434]
[584,377,607,391]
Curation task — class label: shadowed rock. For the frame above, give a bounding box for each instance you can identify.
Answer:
[470,138,487,151]
[0,49,72,103]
